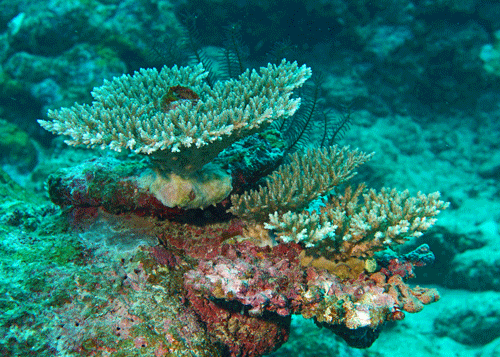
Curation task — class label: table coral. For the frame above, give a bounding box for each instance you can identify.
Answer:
[39,60,310,209]
[39,60,310,174]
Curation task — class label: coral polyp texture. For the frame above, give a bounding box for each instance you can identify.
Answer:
[38,59,311,174]
[39,59,310,209]
[36,60,449,356]
[266,184,446,256]
[229,145,374,222]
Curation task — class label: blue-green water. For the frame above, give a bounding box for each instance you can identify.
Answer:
[1,0,500,356]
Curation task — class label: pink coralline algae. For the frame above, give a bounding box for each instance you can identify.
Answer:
[180,231,439,350]
[184,241,305,317]
[44,155,442,356]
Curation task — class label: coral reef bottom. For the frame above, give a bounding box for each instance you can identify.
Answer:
[15,209,437,356]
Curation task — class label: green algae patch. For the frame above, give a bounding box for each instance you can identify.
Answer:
[0,119,38,171]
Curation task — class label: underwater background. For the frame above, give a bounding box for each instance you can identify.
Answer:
[0,0,499,356]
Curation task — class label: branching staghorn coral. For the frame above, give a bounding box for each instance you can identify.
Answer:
[228,145,373,221]
[229,146,448,260]
[39,59,311,175]
[265,184,448,259]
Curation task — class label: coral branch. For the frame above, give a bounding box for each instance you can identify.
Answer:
[229,145,373,221]
[263,184,448,259]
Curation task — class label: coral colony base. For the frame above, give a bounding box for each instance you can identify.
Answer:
[38,60,448,356]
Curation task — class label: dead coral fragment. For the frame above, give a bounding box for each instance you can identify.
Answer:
[143,162,233,209]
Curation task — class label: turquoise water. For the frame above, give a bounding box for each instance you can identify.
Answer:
[1,0,499,356]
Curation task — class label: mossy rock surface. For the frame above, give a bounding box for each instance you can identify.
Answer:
[0,119,37,171]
